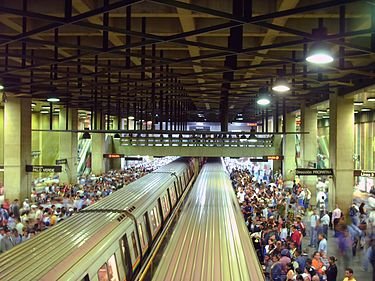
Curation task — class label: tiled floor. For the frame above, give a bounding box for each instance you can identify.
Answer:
[302,228,372,280]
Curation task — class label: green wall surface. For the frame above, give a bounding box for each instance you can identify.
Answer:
[31,113,60,178]
[0,107,3,183]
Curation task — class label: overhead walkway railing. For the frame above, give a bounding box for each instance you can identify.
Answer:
[119,131,275,148]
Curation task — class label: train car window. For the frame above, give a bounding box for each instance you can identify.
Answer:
[170,186,176,205]
[138,223,146,247]
[173,181,179,197]
[160,197,166,217]
[150,209,157,232]
[98,263,109,281]
[107,255,119,281]
[154,206,160,226]
[131,232,139,259]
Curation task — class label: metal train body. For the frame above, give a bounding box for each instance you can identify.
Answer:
[152,159,264,281]
[0,158,196,281]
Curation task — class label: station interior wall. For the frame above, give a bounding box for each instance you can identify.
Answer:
[0,108,374,186]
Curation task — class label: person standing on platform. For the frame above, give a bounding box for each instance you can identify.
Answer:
[326,256,338,281]
[342,268,356,281]
[9,199,20,220]
[321,211,330,239]
[304,187,311,209]
[349,203,359,226]
[0,228,14,253]
[309,209,319,247]
[332,205,342,237]
[318,233,328,256]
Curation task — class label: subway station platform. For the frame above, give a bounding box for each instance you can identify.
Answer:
[0,0,374,280]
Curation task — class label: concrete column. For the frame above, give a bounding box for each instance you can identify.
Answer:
[4,97,32,201]
[92,112,106,174]
[283,113,296,181]
[59,109,78,184]
[301,105,318,205]
[329,94,354,214]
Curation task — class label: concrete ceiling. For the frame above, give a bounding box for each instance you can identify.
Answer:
[0,0,374,123]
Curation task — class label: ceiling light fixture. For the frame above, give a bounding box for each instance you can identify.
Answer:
[128,116,134,120]
[306,27,334,64]
[354,110,359,114]
[47,97,60,102]
[0,85,4,90]
[40,110,49,114]
[322,115,329,119]
[272,78,290,93]
[54,108,60,112]
[361,108,371,112]
[354,101,363,106]
[82,128,91,139]
[318,110,326,114]
[367,97,375,102]
[31,103,36,107]
[257,87,271,106]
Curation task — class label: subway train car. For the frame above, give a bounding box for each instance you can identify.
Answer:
[152,158,264,281]
[0,158,196,281]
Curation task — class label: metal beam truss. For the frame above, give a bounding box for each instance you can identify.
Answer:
[0,0,374,124]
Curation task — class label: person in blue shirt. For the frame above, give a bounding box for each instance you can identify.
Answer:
[318,233,328,256]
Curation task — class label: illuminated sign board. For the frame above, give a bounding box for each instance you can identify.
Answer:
[26,165,62,173]
[267,155,283,160]
[296,168,333,176]
[250,155,284,162]
[56,159,68,165]
[103,154,125,159]
[354,170,375,177]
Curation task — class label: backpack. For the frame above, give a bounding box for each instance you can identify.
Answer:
[349,206,357,217]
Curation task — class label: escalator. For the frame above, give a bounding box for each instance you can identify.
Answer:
[77,134,92,176]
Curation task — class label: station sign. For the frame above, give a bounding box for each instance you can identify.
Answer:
[267,155,283,160]
[56,159,68,165]
[124,157,143,161]
[354,170,375,177]
[296,168,334,176]
[26,165,62,173]
[250,155,284,162]
[103,154,125,159]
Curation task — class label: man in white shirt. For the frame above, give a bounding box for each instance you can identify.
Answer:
[331,204,342,237]
[320,211,330,239]
[237,188,246,204]
[309,209,319,247]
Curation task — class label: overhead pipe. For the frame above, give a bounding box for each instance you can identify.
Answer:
[339,6,345,69]
[21,0,27,68]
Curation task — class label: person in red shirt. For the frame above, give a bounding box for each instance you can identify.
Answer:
[291,225,302,249]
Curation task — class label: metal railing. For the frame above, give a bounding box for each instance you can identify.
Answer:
[120,131,275,148]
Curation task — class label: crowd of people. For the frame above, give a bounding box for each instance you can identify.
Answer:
[229,166,375,281]
[0,158,176,254]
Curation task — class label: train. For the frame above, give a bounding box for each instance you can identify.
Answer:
[0,158,197,281]
[152,158,264,281]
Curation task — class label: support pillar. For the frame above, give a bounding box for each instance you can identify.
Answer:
[301,105,318,205]
[92,112,106,174]
[4,97,32,201]
[59,109,78,184]
[329,94,354,214]
[283,113,296,181]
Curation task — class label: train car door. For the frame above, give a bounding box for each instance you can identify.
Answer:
[157,198,165,226]
[143,212,152,245]
[120,234,133,281]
